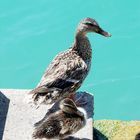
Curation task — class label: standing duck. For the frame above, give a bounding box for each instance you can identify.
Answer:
[32,98,86,139]
[28,17,111,106]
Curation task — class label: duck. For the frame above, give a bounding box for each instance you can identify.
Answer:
[28,17,111,106]
[32,98,86,139]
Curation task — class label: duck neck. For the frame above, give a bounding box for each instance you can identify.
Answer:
[72,31,92,61]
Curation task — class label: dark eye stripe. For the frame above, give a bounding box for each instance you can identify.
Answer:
[85,22,94,26]
[64,103,77,110]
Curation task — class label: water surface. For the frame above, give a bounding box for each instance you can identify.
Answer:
[0,0,140,120]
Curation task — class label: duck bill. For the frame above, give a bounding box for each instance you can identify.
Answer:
[97,28,111,37]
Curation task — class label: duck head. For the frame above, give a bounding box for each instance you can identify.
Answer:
[60,98,84,117]
[76,17,111,37]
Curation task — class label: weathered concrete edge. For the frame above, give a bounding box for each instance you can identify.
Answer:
[0,89,94,140]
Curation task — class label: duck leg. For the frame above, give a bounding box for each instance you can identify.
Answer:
[75,94,87,107]
[68,93,87,107]
[68,92,75,101]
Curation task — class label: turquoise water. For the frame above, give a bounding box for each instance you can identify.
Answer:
[0,0,140,120]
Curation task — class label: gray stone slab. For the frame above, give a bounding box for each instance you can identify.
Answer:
[0,89,93,140]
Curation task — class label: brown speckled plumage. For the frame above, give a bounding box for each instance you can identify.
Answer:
[32,98,86,139]
[28,18,111,105]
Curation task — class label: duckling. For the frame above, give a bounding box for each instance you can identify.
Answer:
[32,98,86,139]
[28,17,111,106]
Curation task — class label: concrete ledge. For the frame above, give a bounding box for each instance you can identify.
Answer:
[0,89,93,140]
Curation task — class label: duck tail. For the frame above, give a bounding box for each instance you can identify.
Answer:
[32,127,45,139]
[26,86,61,105]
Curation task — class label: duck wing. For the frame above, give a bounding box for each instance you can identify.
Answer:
[32,49,87,90]
[33,119,61,139]
[29,50,88,103]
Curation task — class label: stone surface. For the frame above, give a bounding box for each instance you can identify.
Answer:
[94,120,140,140]
[0,89,93,140]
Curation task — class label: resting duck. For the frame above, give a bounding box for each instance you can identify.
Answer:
[28,17,111,106]
[32,98,86,139]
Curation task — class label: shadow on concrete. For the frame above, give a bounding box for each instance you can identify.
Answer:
[34,91,93,127]
[93,128,108,140]
[75,91,94,119]
[135,132,140,140]
[64,136,90,140]
[0,91,10,140]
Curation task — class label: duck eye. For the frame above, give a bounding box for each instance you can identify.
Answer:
[85,22,94,26]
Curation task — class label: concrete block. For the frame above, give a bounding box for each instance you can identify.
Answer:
[0,89,93,140]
